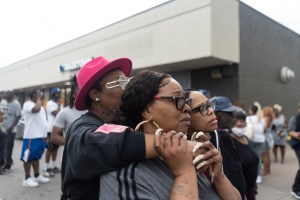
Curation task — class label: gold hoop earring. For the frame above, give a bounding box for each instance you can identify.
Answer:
[135,120,149,131]
[134,120,162,133]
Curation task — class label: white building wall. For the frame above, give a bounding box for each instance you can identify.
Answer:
[0,0,239,92]
[211,0,239,62]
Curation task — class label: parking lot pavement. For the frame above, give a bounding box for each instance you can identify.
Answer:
[0,139,299,200]
[0,139,62,200]
[256,145,298,200]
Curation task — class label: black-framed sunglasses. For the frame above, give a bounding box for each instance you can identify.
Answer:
[153,96,191,111]
[192,99,216,115]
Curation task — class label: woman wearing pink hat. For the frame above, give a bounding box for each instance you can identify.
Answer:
[61,56,152,199]
[61,56,203,200]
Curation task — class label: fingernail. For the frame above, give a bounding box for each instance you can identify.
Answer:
[178,132,187,139]
[171,130,177,135]
[196,132,205,138]
[155,128,163,136]
[193,154,204,164]
[192,142,202,152]
[211,172,214,183]
[177,132,184,137]
[196,161,208,169]
[191,132,197,141]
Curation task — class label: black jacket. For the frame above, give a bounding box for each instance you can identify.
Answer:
[61,112,146,200]
[210,130,247,199]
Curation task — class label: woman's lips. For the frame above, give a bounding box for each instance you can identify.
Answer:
[209,118,218,125]
[180,116,191,126]
[181,120,191,126]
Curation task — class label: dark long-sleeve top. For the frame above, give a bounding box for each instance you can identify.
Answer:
[210,130,247,199]
[61,112,146,200]
[232,138,259,192]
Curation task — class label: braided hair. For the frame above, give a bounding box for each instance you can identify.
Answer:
[69,75,77,108]
[116,70,171,129]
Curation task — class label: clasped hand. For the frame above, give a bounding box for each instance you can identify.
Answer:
[155,131,223,181]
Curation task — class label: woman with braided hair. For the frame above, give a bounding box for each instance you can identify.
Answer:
[100,70,241,200]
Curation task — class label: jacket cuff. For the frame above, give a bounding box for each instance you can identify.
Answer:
[122,132,146,162]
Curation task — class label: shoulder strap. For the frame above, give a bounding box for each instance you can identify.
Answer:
[213,130,220,151]
[213,130,224,172]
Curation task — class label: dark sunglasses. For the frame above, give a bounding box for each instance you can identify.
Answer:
[153,96,191,110]
[192,99,216,115]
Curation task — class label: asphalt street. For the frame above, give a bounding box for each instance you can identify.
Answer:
[0,139,299,200]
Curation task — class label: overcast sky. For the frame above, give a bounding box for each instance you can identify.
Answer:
[0,0,299,68]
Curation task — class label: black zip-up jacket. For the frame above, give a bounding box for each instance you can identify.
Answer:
[61,112,145,200]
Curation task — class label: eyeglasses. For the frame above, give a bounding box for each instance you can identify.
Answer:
[105,76,132,90]
[153,96,191,111]
[192,99,216,115]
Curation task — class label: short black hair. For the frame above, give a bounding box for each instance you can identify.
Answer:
[184,88,197,100]
[29,89,37,99]
[116,70,170,129]
[250,105,258,114]
[233,110,247,121]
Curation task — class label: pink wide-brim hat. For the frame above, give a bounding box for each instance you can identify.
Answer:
[74,56,132,110]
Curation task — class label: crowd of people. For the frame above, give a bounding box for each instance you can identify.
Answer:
[0,55,300,200]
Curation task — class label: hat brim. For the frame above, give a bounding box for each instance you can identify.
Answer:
[218,105,241,112]
[74,58,132,110]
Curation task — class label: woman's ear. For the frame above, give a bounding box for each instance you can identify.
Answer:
[89,89,100,102]
[142,105,152,120]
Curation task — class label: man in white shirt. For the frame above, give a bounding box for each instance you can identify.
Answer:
[21,90,50,187]
[43,87,61,177]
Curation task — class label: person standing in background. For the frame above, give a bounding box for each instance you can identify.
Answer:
[21,90,50,187]
[234,100,245,110]
[272,104,287,164]
[261,106,274,176]
[288,102,300,199]
[51,75,86,146]
[199,95,246,199]
[0,108,6,175]
[0,90,22,174]
[51,76,86,200]
[231,110,259,200]
[43,87,62,177]
[247,102,265,184]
